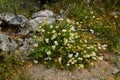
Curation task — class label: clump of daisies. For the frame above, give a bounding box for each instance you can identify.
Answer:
[30,19,107,69]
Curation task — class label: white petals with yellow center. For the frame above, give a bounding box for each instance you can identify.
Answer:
[52,30,56,33]
[63,38,68,45]
[68,54,73,58]
[62,29,67,32]
[33,43,38,47]
[51,33,57,40]
[47,50,52,55]
[45,38,49,43]
[52,45,56,50]
[54,41,58,46]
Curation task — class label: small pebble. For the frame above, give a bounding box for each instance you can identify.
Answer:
[98,56,103,60]
[34,60,38,64]
[116,61,120,69]
[112,68,119,75]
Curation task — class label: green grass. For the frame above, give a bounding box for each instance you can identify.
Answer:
[0,55,30,80]
[0,0,39,17]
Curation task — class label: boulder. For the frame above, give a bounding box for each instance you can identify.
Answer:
[0,33,35,61]
[0,13,33,60]
[108,11,120,17]
[112,68,119,75]
[116,56,120,69]
[0,13,28,27]
[29,10,55,31]
[0,33,18,53]
[8,37,35,61]
[9,15,28,27]
[0,13,15,22]
[0,13,30,35]
[29,17,55,31]
[17,38,35,60]
[32,10,54,18]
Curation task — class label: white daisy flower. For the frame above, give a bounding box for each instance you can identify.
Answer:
[45,38,49,43]
[52,30,56,33]
[33,43,38,47]
[62,29,67,32]
[54,41,58,46]
[47,50,52,55]
[51,33,57,40]
[68,54,73,58]
[58,57,62,62]
[52,45,56,50]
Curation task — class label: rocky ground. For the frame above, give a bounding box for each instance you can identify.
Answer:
[24,52,119,80]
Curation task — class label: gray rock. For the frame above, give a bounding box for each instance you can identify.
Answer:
[0,20,2,25]
[32,10,54,18]
[116,58,120,69]
[17,38,35,60]
[0,33,18,52]
[108,11,120,17]
[0,13,15,22]
[112,68,119,75]
[0,33,35,61]
[28,19,39,31]
[0,13,29,35]
[34,17,55,24]
[8,15,30,35]
[0,13,28,27]
[9,18,20,25]
[29,17,55,31]
[104,69,112,76]
[9,15,28,27]
[29,10,55,32]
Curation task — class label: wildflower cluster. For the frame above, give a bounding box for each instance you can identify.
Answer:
[31,19,107,69]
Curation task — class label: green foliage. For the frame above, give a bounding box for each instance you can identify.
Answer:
[0,0,20,14]
[0,56,19,80]
[102,0,120,10]
[110,56,118,64]
[115,77,120,80]
[0,0,39,17]
[66,3,87,21]
[0,54,30,80]
[30,19,107,69]
[61,1,120,53]
[83,13,120,52]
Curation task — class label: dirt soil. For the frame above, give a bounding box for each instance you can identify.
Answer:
[23,53,120,80]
